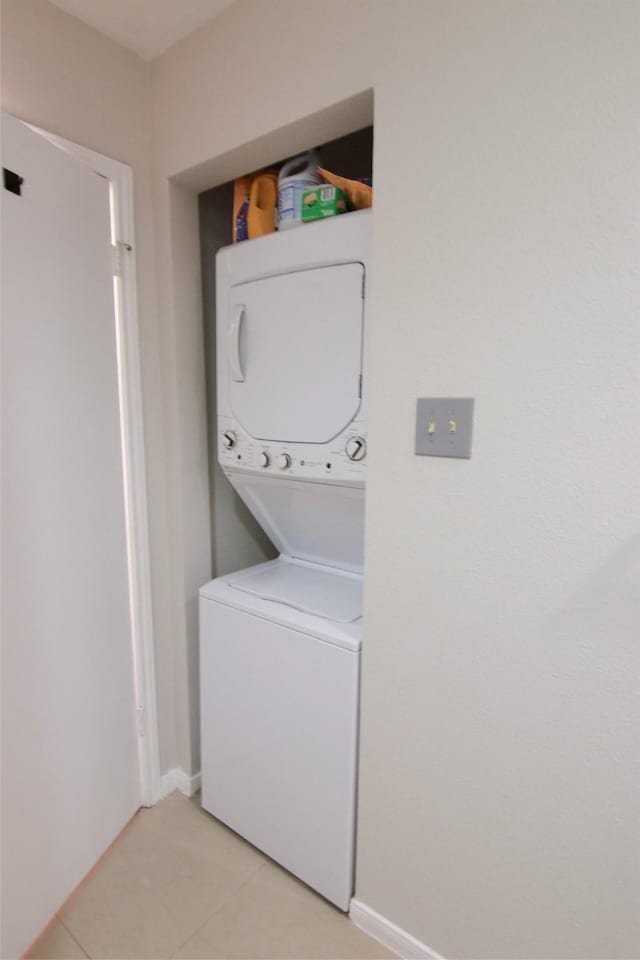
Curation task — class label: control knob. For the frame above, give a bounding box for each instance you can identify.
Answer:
[222,430,236,450]
[276,453,292,470]
[345,436,366,461]
[258,452,270,468]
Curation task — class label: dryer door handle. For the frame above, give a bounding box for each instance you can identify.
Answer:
[229,304,245,382]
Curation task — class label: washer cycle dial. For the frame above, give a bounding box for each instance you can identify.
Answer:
[276,454,291,470]
[258,452,270,468]
[345,436,366,461]
[222,430,236,450]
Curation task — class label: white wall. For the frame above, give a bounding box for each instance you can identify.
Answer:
[0,0,180,771]
[150,1,640,957]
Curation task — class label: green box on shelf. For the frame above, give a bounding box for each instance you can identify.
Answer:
[301,185,347,222]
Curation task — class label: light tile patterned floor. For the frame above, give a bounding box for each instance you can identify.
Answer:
[27,791,393,959]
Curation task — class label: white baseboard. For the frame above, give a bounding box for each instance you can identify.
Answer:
[160,767,201,799]
[350,899,445,960]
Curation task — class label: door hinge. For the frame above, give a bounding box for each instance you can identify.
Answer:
[111,240,132,277]
[3,168,23,196]
[136,704,146,738]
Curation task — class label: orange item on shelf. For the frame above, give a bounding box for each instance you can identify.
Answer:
[248,172,278,239]
[318,167,373,210]
[233,169,278,243]
[233,175,252,243]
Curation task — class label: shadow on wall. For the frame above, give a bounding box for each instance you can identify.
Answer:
[199,181,277,579]
[554,532,640,638]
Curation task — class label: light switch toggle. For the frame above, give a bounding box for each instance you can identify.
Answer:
[415,398,474,459]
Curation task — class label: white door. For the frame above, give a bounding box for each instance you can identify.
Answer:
[228,263,364,442]
[1,113,140,959]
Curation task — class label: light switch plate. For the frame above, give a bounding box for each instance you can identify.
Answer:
[415,398,474,458]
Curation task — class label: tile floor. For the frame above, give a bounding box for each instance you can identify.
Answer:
[27,791,394,960]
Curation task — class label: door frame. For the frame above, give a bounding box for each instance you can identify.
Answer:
[29,124,162,806]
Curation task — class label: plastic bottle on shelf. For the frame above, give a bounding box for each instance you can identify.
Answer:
[277,150,321,230]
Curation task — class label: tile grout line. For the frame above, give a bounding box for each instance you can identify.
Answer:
[130,799,273,956]
[168,857,271,958]
[55,914,93,959]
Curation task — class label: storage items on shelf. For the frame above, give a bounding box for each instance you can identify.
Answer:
[233,168,278,242]
[233,144,373,242]
[318,168,373,210]
[248,172,278,239]
[277,150,321,230]
[301,185,347,222]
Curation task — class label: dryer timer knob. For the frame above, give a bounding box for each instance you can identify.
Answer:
[276,454,291,470]
[258,452,270,468]
[222,430,236,450]
[346,436,366,461]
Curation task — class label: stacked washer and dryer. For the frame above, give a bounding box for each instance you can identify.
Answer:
[199,209,371,911]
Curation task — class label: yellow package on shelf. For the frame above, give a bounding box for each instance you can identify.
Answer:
[318,168,373,210]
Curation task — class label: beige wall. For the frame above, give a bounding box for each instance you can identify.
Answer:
[0,0,179,771]
[151,1,640,957]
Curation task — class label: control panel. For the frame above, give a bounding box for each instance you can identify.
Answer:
[218,417,367,483]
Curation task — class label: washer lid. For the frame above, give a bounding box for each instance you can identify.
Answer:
[200,559,362,652]
[228,262,364,443]
[226,472,364,574]
[228,557,363,623]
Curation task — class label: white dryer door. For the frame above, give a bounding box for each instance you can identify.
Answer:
[228,263,363,443]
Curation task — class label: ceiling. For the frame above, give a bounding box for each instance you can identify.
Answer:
[48,0,237,60]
